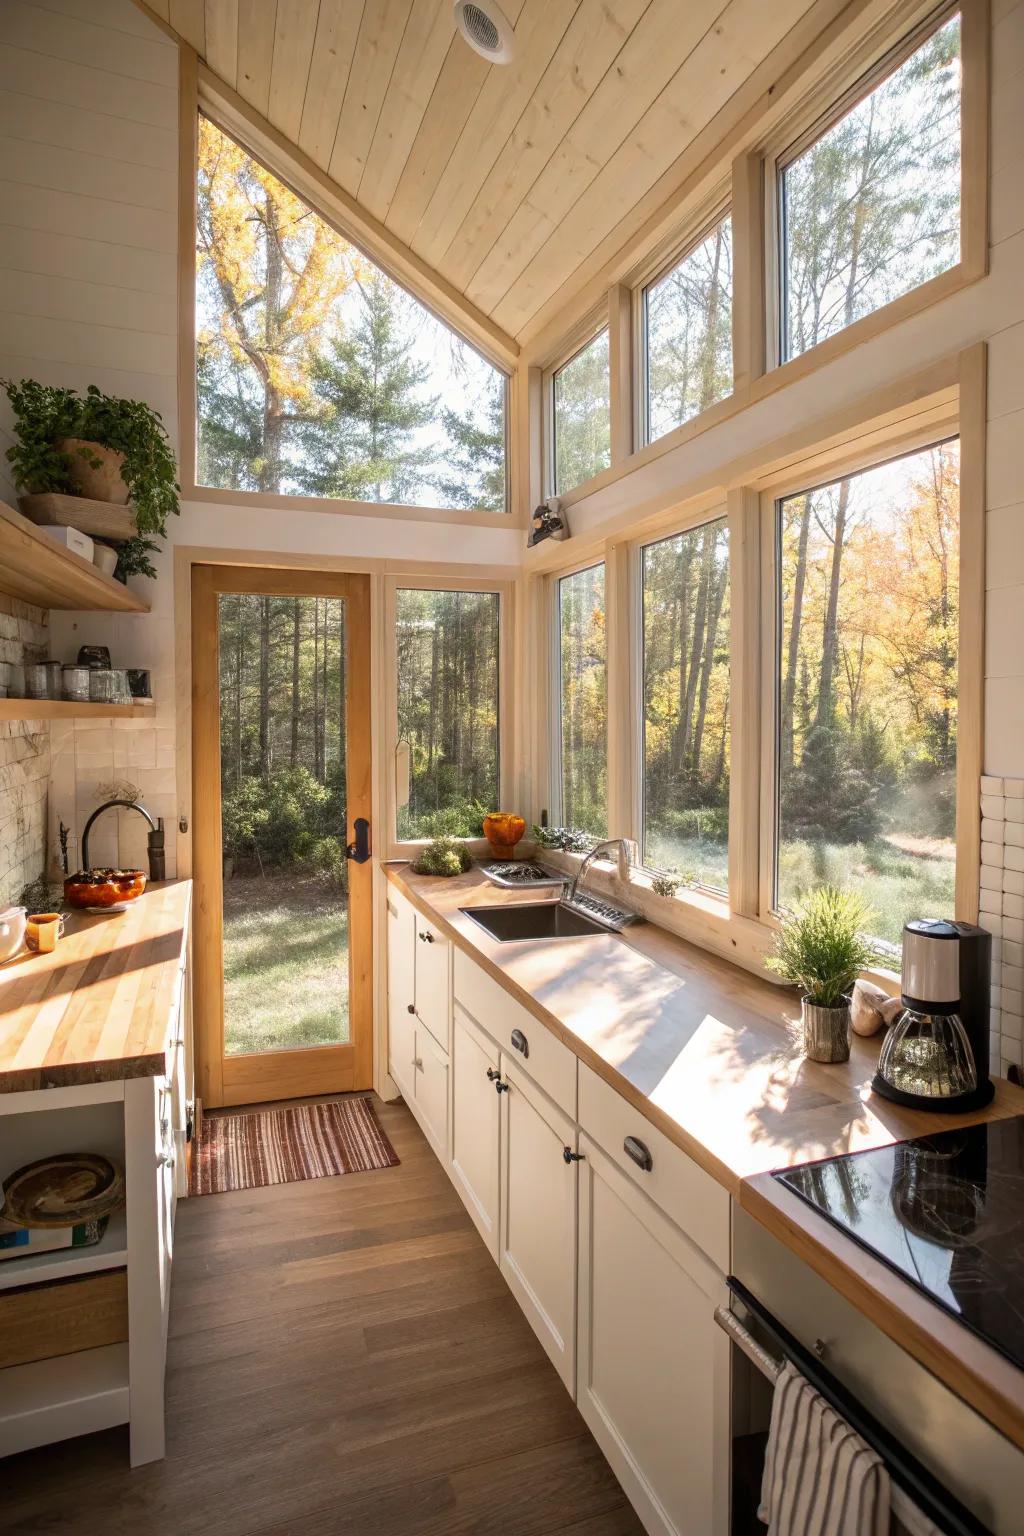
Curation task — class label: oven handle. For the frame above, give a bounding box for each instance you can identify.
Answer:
[724,1277,992,1536]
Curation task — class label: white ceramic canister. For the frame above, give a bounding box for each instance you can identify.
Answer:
[0,905,27,962]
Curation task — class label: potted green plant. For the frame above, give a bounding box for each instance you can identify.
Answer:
[766,886,877,1063]
[3,379,179,580]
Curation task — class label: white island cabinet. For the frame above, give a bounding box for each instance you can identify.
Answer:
[0,882,192,1468]
[385,880,731,1536]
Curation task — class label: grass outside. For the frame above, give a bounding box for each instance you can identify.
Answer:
[648,831,955,946]
[223,871,350,1056]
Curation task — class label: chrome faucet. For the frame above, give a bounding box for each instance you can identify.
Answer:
[80,798,166,880]
[566,838,638,923]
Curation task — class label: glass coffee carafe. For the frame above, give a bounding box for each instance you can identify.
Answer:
[876,1003,978,1100]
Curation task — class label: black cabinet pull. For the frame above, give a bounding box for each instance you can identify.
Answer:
[424,932,435,944]
[563,1147,585,1164]
[418,931,426,942]
[407,1003,415,1014]
[494,1078,510,1094]
[510,1028,529,1058]
[486,1067,500,1081]
[624,1135,653,1172]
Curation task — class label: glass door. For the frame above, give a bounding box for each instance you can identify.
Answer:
[191,566,372,1108]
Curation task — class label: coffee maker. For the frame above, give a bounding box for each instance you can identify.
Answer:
[872,919,994,1112]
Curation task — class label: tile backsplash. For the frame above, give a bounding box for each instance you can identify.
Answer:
[979,774,1024,1075]
[0,595,50,907]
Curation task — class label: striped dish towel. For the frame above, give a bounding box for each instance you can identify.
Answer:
[759,1361,890,1535]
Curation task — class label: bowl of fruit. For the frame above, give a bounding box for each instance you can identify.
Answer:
[64,868,147,913]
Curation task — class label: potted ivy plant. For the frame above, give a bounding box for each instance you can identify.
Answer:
[2,379,179,580]
[766,885,877,1063]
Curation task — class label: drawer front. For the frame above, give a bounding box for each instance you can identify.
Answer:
[454,948,576,1119]
[579,1062,729,1273]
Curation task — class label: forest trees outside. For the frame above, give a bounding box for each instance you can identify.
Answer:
[218,593,351,1055]
[396,589,500,840]
[777,442,960,947]
[559,565,608,838]
[196,116,506,511]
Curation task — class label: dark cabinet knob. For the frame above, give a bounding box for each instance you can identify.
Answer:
[486,1067,500,1081]
[424,932,435,944]
[562,1147,585,1164]
[494,1078,510,1094]
[510,1028,529,1057]
[623,1135,653,1172]
[407,1003,416,1014]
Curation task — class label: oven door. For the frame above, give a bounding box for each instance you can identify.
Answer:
[727,1207,1021,1536]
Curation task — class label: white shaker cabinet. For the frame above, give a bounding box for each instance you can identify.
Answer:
[450,1004,502,1259]
[386,888,417,1102]
[413,914,451,1051]
[576,1135,730,1536]
[499,1056,578,1392]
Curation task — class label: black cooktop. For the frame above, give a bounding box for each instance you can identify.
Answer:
[774,1116,1024,1372]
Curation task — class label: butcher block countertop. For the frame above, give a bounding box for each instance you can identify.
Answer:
[0,880,191,1093]
[387,862,1024,1446]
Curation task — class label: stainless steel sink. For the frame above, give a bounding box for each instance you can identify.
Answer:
[460,902,608,942]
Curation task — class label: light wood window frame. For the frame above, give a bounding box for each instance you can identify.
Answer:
[523,0,986,525]
[179,50,520,526]
[535,346,983,978]
[547,555,610,832]
[761,0,986,381]
[383,574,515,860]
[632,196,735,453]
[544,313,614,501]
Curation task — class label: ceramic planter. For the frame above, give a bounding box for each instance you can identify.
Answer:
[802,996,851,1063]
[57,439,130,503]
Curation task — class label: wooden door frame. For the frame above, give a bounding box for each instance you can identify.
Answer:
[191,563,373,1108]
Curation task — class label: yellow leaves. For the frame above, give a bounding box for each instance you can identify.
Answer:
[196,116,359,411]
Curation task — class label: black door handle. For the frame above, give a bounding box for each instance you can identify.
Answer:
[563,1147,585,1164]
[345,817,371,863]
[486,1067,500,1081]
[494,1078,510,1094]
[623,1135,653,1172]
[407,1003,416,1014]
[510,1028,529,1058]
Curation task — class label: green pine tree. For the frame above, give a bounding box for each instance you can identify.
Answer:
[434,385,506,512]
[298,273,436,504]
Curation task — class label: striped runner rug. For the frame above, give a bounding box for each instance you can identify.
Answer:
[189,1096,400,1196]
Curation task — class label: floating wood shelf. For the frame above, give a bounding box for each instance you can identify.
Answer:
[0,500,149,613]
[0,700,156,722]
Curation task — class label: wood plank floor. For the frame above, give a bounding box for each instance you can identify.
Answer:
[3,1097,645,1536]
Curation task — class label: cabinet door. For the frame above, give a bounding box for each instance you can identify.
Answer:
[414,916,451,1051]
[499,1057,577,1391]
[576,1136,729,1536]
[387,891,417,1099]
[450,1005,501,1259]
[414,1024,449,1162]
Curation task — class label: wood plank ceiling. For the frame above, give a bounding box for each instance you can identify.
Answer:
[150,0,821,345]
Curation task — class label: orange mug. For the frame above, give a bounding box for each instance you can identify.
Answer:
[26,912,65,953]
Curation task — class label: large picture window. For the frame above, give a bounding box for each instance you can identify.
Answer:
[643,215,733,444]
[775,440,960,946]
[395,589,500,839]
[642,518,730,892]
[558,565,607,838]
[196,116,507,510]
[552,329,611,495]
[780,12,961,362]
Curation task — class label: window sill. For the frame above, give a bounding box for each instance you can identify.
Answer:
[534,845,778,979]
[181,481,522,529]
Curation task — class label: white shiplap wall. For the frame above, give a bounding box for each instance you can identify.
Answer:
[0,0,180,875]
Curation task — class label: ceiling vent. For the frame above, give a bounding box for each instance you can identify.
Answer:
[453,1,516,65]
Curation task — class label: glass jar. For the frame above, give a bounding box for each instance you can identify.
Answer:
[90,668,131,705]
[25,661,62,700]
[62,665,92,702]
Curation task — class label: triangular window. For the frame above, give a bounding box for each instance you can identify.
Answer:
[195,115,507,513]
